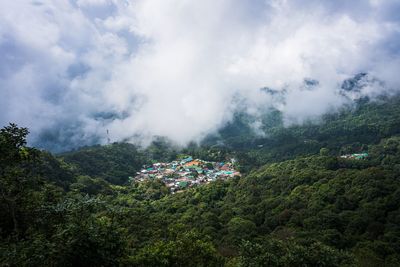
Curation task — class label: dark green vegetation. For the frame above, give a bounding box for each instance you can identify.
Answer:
[207,96,400,173]
[59,138,179,185]
[1,96,400,266]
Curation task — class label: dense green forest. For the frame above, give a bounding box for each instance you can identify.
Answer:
[1,96,400,266]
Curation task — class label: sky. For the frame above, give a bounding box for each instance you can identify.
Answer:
[1,0,400,151]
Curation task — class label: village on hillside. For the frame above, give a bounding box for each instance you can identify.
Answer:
[132,156,241,193]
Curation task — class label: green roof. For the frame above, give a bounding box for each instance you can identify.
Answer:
[353,153,369,159]
[178,181,189,188]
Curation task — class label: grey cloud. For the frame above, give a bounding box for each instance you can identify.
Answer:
[0,0,399,152]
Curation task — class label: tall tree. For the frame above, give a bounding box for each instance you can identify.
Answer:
[0,123,41,238]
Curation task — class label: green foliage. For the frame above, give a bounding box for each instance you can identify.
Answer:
[2,195,126,267]
[320,147,330,156]
[59,138,179,185]
[209,95,400,172]
[60,143,147,185]
[226,217,257,244]
[128,231,224,267]
[0,123,43,238]
[236,238,351,267]
[70,175,113,195]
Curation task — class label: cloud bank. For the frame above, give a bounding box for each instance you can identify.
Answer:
[1,0,399,151]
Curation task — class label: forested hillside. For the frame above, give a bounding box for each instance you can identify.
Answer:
[208,95,400,172]
[1,96,400,266]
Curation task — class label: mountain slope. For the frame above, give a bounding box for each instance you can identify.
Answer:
[207,95,400,172]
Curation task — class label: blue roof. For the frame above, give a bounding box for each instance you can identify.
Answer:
[183,157,193,162]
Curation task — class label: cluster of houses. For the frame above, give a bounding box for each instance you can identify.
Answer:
[132,156,241,193]
[340,153,369,160]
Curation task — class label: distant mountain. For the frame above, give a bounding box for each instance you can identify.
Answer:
[203,94,400,172]
[340,72,386,100]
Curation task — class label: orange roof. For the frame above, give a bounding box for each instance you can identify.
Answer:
[184,159,202,167]
[220,165,231,171]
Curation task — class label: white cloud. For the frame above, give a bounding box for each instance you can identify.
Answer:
[76,0,111,7]
[0,0,399,151]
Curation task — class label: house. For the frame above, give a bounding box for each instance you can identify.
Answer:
[184,159,202,167]
[220,165,230,171]
[178,181,188,188]
[181,157,193,164]
[340,153,369,160]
